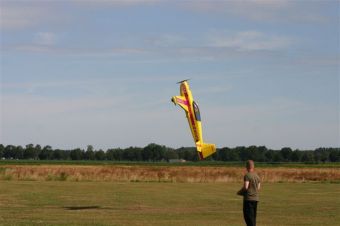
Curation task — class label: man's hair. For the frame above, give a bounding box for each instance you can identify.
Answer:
[246,160,255,170]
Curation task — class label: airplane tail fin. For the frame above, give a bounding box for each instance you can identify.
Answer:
[197,143,216,160]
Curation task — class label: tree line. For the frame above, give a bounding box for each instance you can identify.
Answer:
[0,143,339,163]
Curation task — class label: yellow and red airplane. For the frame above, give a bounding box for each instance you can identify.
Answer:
[171,80,216,160]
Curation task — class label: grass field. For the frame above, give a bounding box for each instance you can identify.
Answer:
[0,181,339,226]
[1,163,339,225]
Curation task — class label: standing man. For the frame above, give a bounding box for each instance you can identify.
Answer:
[237,160,261,226]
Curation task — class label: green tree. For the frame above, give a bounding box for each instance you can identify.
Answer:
[237,146,248,161]
[291,150,302,162]
[176,147,197,161]
[247,146,261,161]
[273,151,283,162]
[39,145,53,160]
[70,148,83,160]
[52,149,66,160]
[265,150,274,162]
[229,149,241,161]
[133,148,143,161]
[0,144,4,158]
[14,146,24,159]
[256,146,267,162]
[86,145,94,152]
[329,149,340,162]
[95,150,106,160]
[142,143,166,161]
[165,149,178,161]
[112,149,124,161]
[4,145,16,159]
[280,147,293,162]
[34,144,42,159]
[314,148,330,163]
[24,144,35,159]
[123,147,142,161]
[217,148,240,161]
[153,145,166,161]
[85,145,95,160]
[106,149,115,160]
[301,151,314,163]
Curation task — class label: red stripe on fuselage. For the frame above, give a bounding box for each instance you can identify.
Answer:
[176,97,189,106]
[182,84,199,142]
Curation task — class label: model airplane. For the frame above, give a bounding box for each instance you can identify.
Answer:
[171,80,216,160]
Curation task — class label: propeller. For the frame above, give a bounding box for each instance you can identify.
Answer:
[176,79,191,84]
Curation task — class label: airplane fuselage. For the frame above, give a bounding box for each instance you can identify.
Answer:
[172,81,216,160]
[179,82,203,145]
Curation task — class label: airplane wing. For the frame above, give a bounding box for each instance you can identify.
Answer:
[171,96,189,112]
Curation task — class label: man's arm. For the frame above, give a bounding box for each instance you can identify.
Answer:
[258,182,261,190]
[237,179,249,196]
[244,180,249,190]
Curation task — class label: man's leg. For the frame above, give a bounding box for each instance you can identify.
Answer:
[243,201,253,226]
[253,201,258,226]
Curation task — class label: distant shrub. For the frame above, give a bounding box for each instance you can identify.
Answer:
[58,172,68,181]
[0,167,6,174]
[3,174,12,180]
[46,174,54,181]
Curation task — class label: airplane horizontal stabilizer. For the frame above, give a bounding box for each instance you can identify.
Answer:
[198,143,216,160]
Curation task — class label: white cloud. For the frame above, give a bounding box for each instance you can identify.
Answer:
[3,44,147,57]
[181,0,328,23]
[0,0,330,32]
[34,32,56,45]
[209,30,293,51]
[147,34,186,47]
[0,0,161,30]
[294,55,340,66]
[195,85,233,95]
[71,0,161,8]
[0,3,52,30]
[1,29,294,63]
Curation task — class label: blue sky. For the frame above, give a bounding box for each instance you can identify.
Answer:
[1,0,339,150]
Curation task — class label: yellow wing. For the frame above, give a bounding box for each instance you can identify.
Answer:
[171,96,189,112]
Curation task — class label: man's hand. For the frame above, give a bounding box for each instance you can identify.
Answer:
[237,188,246,196]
